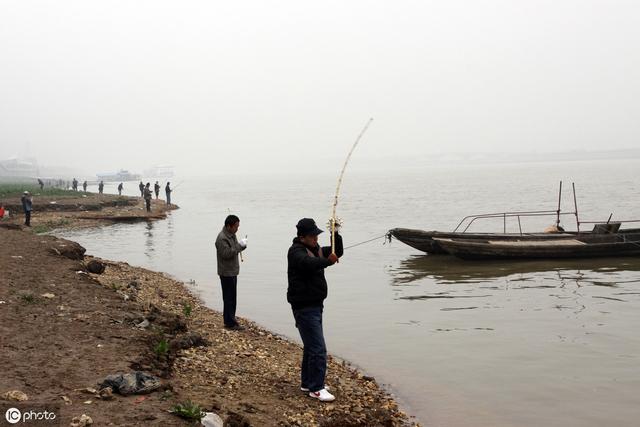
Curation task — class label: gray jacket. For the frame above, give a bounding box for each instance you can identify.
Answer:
[215,227,245,277]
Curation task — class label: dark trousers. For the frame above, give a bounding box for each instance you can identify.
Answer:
[166,193,171,205]
[24,211,31,226]
[293,306,327,392]
[220,276,238,327]
[145,199,151,212]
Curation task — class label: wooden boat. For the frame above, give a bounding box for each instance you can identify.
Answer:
[433,227,640,260]
[387,228,578,255]
[389,182,640,258]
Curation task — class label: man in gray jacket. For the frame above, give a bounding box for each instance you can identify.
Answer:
[215,214,247,330]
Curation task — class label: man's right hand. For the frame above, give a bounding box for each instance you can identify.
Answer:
[328,253,339,264]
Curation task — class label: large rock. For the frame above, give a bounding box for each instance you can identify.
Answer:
[169,333,209,352]
[224,412,251,427]
[49,240,86,260]
[86,260,106,274]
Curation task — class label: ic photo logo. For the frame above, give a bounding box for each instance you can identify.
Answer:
[4,407,57,424]
[5,408,21,424]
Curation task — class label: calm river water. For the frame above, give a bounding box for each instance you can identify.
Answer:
[55,159,640,426]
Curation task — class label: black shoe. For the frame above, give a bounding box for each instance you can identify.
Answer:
[224,324,245,331]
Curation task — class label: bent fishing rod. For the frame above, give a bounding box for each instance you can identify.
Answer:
[331,117,374,254]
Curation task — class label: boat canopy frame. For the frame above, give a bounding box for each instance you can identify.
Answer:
[453,181,640,235]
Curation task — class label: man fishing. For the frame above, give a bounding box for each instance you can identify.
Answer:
[143,182,153,212]
[287,218,343,402]
[165,182,172,205]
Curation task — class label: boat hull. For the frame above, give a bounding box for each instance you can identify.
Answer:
[434,232,640,260]
[388,228,577,255]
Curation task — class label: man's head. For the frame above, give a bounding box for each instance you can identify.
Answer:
[296,218,323,247]
[225,214,240,234]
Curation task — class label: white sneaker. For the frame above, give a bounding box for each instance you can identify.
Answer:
[308,388,335,402]
[301,385,329,392]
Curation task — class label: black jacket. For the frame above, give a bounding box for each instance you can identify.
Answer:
[287,233,343,310]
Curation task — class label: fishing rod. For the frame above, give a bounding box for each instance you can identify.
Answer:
[170,180,185,191]
[331,118,374,254]
[227,207,245,262]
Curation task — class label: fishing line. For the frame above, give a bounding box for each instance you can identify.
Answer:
[344,233,388,250]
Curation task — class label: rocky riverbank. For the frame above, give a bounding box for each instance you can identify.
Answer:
[0,195,418,426]
[1,193,177,233]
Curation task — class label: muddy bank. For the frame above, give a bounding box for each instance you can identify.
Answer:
[2,193,178,232]
[0,201,418,426]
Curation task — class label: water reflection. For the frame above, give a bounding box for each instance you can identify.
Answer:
[144,221,155,258]
[389,255,640,285]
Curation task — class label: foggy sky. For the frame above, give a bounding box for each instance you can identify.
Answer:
[1,1,640,176]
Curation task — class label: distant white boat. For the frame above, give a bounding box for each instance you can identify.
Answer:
[143,165,174,178]
[0,157,39,179]
[96,169,141,182]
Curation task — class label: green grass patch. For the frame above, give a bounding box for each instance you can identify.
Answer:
[20,293,37,304]
[0,183,90,198]
[154,339,169,358]
[182,303,192,317]
[169,400,205,421]
[32,224,51,234]
[32,218,73,234]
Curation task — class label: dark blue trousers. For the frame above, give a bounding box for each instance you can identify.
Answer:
[293,306,327,393]
[220,276,238,327]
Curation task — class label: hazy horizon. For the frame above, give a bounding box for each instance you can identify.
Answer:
[2,1,640,175]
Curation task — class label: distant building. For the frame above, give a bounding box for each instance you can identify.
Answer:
[96,169,141,182]
[0,157,40,180]
[143,165,174,178]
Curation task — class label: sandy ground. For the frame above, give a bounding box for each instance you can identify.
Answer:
[0,196,418,426]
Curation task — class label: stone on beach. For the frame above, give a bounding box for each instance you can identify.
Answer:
[2,390,28,401]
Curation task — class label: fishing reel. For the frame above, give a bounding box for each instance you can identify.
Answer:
[327,217,343,232]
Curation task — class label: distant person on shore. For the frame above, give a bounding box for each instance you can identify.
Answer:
[143,182,152,212]
[117,182,123,195]
[37,178,44,190]
[0,204,6,220]
[154,181,160,199]
[287,218,343,402]
[165,182,172,205]
[72,178,78,191]
[138,181,144,197]
[98,180,104,194]
[215,214,247,330]
[82,181,87,192]
[20,191,33,227]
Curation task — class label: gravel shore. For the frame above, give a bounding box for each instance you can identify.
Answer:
[0,195,418,426]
